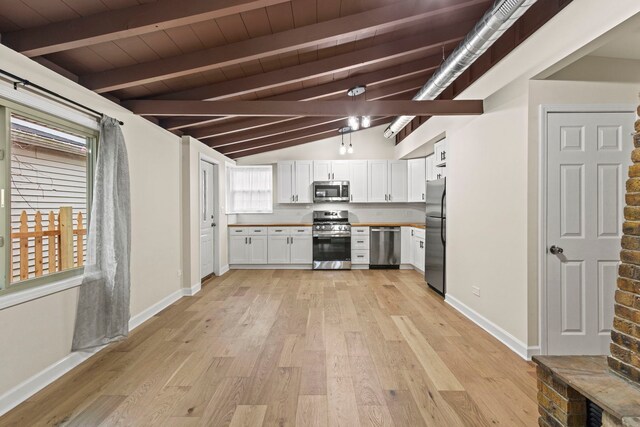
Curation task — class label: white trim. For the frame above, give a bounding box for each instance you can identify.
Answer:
[0,285,192,417]
[218,264,230,276]
[0,275,83,311]
[127,289,183,331]
[184,282,201,297]
[537,104,636,356]
[445,294,532,360]
[229,264,313,270]
[0,82,99,130]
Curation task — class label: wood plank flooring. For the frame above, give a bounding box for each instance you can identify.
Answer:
[0,269,538,426]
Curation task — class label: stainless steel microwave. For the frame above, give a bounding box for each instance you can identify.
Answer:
[313,181,350,203]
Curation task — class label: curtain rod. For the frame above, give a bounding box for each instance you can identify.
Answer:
[0,68,124,126]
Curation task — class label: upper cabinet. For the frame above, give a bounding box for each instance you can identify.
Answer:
[434,139,447,167]
[277,161,313,203]
[367,160,407,203]
[313,160,350,181]
[349,160,368,203]
[426,155,435,181]
[408,158,426,202]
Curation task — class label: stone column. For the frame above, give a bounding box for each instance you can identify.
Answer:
[609,104,640,383]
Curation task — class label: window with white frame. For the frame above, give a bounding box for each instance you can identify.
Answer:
[226,165,273,214]
[1,103,97,293]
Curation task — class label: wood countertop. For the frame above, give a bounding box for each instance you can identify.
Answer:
[228,223,312,227]
[351,223,426,229]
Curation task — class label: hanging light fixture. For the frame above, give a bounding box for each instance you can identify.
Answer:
[347,85,368,131]
[348,116,360,131]
[361,116,371,129]
[339,129,347,155]
[347,132,354,154]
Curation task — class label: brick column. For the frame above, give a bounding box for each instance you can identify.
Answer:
[537,364,586,427]
[609,107,640,383]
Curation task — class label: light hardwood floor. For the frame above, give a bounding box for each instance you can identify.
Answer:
[0,269,537,426]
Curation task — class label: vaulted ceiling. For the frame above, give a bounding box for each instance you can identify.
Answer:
[0,0,569,158]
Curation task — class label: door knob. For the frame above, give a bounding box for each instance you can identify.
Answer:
[549,245,564,255]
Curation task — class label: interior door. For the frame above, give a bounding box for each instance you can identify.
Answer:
[199,160,215,278]
[546,111,633,355]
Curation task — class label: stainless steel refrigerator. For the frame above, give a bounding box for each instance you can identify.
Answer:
[425,178,445,295]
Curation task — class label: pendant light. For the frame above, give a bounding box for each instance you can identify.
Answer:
[339,130,347,155]
[338,126,351,155]
[347,132,354,154]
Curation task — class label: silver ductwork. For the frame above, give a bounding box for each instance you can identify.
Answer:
[383,0,537,139]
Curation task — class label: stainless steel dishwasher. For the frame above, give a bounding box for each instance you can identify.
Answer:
[369,227,401,269]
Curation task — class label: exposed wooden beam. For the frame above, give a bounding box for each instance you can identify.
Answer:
[215,118,379,154]
[1,0,290,57]
[80,0,486,93]
[161,53,447,131]
[226,118,391,158]
[195,76,426,143]
[124,100,484,117]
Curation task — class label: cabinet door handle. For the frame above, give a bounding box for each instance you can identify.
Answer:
[389,194,392,201]
[332,173,334,179]
[245,237,247,244]
[385,194,388,201]
[295,195,298,202]
[291,237,293,244]
[350,194,353,202]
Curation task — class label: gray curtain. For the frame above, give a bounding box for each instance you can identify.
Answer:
[72,116,131,351]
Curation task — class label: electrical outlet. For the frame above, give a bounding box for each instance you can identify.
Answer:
[472,286,480,297]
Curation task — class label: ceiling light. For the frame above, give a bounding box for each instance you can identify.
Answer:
[361,116,371,128]
[339,130,347,155]
[348,116,360,131]
[347,132,354,154]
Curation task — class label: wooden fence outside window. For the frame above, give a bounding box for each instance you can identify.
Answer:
[9,206,86,283]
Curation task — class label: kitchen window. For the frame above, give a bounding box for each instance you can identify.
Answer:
[0,102,97,294]
[226,165,273,214]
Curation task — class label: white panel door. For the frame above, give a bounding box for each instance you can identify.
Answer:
[331,161,350,181]
[229,236,250,264]
[295,160,314,203]
[277,161,295,203]
[268,235,290,264]
[249,236,269,264]
[314,160,331,181]
[408,158,426,202]
[388,160,408,203]
[290,235,313,264]
[547,111,633,355]
[200,160,215,278]
[349,160,368,202]
[368,160,388,202]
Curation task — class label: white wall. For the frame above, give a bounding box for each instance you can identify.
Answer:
[0,43,187,402]
[181,136,235,288]
[392,0,640,355]
[548,56,640,83]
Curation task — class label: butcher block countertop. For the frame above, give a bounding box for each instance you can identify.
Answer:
[351,222,426,229]
[228,223,313,227]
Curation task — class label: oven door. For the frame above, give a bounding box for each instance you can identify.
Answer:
[313,234,351,269]
[313,182,349,203]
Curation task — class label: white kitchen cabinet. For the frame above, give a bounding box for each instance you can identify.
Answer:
[367,160,388,203]
[388,160,408,202]
[249,235,268,264]
[268,234,290,264]
[411,228,426,271]
[434,139,447,167]
[313,161,331,181]
[348,160,368,202]
[408,158,426,202]
[434,165,446,181]
[229,235,250,264]
[278,161,313,203]
[401,227,412,265]
[313,160,350,181]
[426,155,435,181]
[295,160,314,203]
[290,235,313,264]
[331,161,350,181]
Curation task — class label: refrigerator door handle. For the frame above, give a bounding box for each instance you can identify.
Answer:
[440,188,446,245]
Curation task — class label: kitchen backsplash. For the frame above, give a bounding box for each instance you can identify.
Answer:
[234,203,426,224]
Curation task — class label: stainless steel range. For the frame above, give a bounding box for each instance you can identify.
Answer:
[312,210,351,270]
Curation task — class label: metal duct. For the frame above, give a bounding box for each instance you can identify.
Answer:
[383,0,537,139]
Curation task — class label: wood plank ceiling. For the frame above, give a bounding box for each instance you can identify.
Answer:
[0,0,568,158]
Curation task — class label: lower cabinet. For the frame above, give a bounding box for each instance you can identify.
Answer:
[351,226,370,265]
[400,227,412,265]
[411,228,425,271]
[268,227,312,264]
[229,230,268,264]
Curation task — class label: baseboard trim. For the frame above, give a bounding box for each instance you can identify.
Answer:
[445,294,532,361]
[230,264,313,270]
[0,287,187,417]
[218,264,230,276]
[183,282,201,297]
